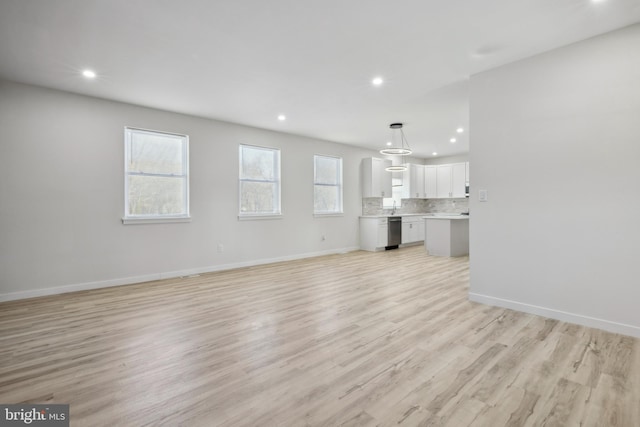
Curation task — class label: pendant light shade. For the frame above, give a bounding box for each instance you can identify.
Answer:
[379,123,412,156]
[385,165,408,172]
[380,123,412,172]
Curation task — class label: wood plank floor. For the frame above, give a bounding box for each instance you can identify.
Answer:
[1,246,639,426]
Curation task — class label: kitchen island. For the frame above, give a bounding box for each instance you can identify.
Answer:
[423,214,469,257]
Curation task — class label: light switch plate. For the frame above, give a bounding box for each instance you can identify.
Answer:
[479,189,488,202]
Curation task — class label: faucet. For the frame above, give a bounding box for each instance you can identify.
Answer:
[391,199,396,215]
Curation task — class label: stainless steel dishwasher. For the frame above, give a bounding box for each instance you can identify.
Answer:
[387,216,402,249]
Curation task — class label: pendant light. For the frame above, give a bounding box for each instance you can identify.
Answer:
[380,122,412,172]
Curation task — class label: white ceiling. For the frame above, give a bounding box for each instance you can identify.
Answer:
[1,0,639,158]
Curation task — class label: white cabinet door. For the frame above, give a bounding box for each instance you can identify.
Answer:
[451,163,466,198]
[402,217,414,243]
[465,162,469,185]
[402,164,425,199]
[412,164,425,198]
[436,165,452,198]
[376,158,392,198]
[360,217,389,251]
[424,166,437,198]
[426,162,469,199]
[401,217,424,243]
[377,223,388,248]
[362,158,392,198]
[401,221,412,244]
[411,221,420,242]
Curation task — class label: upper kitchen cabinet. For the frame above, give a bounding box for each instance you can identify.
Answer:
[465,162,469,186]
[436,163,467,198]
[424,166,437,198]
[451,163,466,198]
[436,165,452,198]
[361,157,392,198]
[401,163,425,199]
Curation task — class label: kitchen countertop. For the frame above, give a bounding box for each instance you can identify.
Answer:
[360,213,468,219]
[360,213,432,218]
[422,214,469,220]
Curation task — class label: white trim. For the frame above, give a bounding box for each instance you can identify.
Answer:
[313,154,343,215]
[237,214,283,221]
[0,246,360,303]
[124,127,190,220]
[124,126,187,138]
[469,292,640,339]
[238,144,281,217]
[122,216,191,225]
[313,213,344,218]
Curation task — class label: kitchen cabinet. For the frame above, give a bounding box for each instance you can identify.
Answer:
[361,216,424,251]
[465,162,469,186]
[401,164,425,199]
[436,165,452,198]
[401,216,424,244]
[451,163,466,198]
[361,157,392,198]
[424,166,437,198]
[436,163,466,198]
[359,217,388,251]
[424,216,469,257]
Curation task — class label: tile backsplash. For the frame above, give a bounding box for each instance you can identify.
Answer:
[362,197,469,216]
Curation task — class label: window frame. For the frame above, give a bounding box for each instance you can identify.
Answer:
[238,144,282,219]
[122,127,190,225]
[313,154,343,216]
[383,177,403,209]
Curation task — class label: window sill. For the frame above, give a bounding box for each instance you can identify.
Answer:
[238,214,283,221]
[122,216,191,225]
[313,213,344,218]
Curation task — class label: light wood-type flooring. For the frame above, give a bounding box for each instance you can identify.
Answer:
[1,246,639,426]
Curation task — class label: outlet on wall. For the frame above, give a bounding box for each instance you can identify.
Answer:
[217,243,224,253]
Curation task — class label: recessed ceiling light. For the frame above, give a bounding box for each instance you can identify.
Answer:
[82,69,96,79]
[386,141,392,146]
[432,152,438,156]
[372,77,383,86]
[277,115,286,121]
[450,138,456,143]
[456,127,464,133]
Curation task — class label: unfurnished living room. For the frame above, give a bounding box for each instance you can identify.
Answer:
[1,1,640,426]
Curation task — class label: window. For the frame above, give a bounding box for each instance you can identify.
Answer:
[383,178,403,209]
[314,155,343,215]
[239,144,281,217]
[123,127,189,223]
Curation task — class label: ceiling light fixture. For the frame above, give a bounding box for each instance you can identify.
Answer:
[82,69,96,79]
[457,127,464,133]
[450,138,456,143]
[432,152,438,156]
[277,114,286,121]
[380,123,412,172]
[380,123,412,156]
[372,77,383,86]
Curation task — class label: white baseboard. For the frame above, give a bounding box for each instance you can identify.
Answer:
[469,292,640,339]
[0,246,360,303]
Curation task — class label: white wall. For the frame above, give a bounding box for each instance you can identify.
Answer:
[0,81,377,300]
[469,24,640,337]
